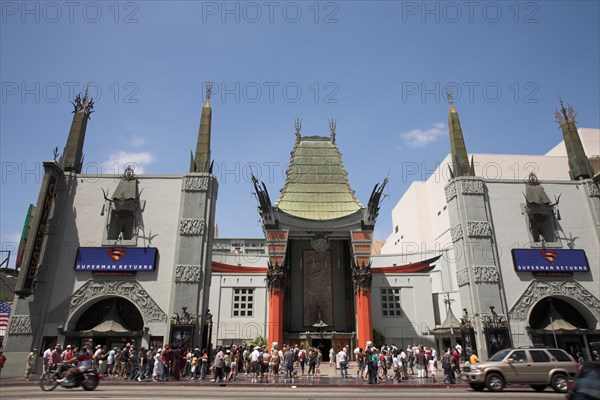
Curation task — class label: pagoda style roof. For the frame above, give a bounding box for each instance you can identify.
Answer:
[275,136,363,220]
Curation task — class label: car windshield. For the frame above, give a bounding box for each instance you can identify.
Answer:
[489,349,511,362]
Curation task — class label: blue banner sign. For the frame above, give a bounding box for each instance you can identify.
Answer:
[512,249,589,272]
[74,247,158,271]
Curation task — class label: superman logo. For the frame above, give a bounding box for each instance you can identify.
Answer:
[108,248,127,262]
[540,250,558,263]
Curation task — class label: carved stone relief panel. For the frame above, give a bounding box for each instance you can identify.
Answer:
[509,280,600,321]
[179,219,205,235]
[7,315,36,335]
[183,177,209,192]
[456,268,469,287]
[461,179,484,195]
[451,224,463,242]
[70,280,167,322]
[175,265,203,283]
[467,221,492,238]
[445,182,457,202]
[303,250,333,327]
[473,265,499,284]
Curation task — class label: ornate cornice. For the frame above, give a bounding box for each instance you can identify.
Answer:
[179,218,205,235]
[70,280,167,322]
[175,265,203,283]
[183,176,209,192]
[451,224,463,242]
[509,280,600,321]
[467,221,492,238]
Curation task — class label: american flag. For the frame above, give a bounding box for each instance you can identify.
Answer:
[0,301,12,336]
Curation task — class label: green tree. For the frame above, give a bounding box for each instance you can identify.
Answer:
[373,329,385,348]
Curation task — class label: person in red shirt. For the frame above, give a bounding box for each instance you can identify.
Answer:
[0,350,7,377]
[51,345,62,367]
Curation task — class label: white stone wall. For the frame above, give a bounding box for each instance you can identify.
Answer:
[209,272,268,345]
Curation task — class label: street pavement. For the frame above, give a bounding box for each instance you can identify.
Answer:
[1,362,466,388]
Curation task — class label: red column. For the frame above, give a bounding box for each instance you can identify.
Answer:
[356,287,372,349]
[268,289,284,348]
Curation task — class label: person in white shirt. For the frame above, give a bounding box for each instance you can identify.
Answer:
[43,346,53,373]
[337,347,348,378]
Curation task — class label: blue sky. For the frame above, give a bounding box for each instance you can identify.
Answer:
[1,1,599,268]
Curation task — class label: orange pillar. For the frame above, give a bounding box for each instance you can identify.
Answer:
[356,287,373,349]
[268,289,284,348]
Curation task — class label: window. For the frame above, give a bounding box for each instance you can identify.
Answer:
[548,349,573,362]
[530,350,550,363]
[395,226,399,233]
[509,350,528,363]
[232,288,254,317]
[380,288,402,317]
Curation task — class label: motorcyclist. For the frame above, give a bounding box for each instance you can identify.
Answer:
[57,345,93,383]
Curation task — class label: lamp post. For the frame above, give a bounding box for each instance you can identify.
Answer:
[205,310,213,364]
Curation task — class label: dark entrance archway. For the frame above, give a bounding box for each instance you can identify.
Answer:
[528,297,598,360]
[66,297,144,350]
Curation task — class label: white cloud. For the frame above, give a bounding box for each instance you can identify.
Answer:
[400,123,446,149]
[131,134,146,147]
[103,151,155,174]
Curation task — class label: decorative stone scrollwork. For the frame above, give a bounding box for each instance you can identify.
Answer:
[509,280,600,321]
[467,221,492,238]
[175,265,203,283]
[7,315,35,335]
[267,262,286,292]
[444,182,457,202]
[456,268,469,287]
[70,280,167,322]
[179,218,205,235]
[461,179,484,195]
[183,177,209,192]
[474,265,499,284]
[351,261,372,291]
[588,182,600,197]
[451,224,463,242]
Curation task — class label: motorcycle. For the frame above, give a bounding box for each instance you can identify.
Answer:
[40,363,102,391]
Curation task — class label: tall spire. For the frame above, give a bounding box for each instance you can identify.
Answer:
[60,89,93,173]
[554,98,593,180]
[294,118,302,143]
[191,83,213,173]
[446,89,474,178]
[329,118,336,143]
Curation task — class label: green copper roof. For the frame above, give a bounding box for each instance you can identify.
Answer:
[275,136,362,220]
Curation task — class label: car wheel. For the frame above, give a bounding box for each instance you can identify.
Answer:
[531,384,546,392]
[485,373,504,392]
[470,383,485,391]
[551,373,568,393]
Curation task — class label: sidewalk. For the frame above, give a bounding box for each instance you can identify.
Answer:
[0,363,469,388]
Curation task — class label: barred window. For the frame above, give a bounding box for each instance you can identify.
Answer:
[381,288,402,317]
[232,288,254,317]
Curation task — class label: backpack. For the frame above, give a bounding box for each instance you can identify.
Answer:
[272,353,279,365]
[299,350,305,361]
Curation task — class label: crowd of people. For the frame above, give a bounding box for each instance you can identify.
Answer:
[20,340,489,384]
